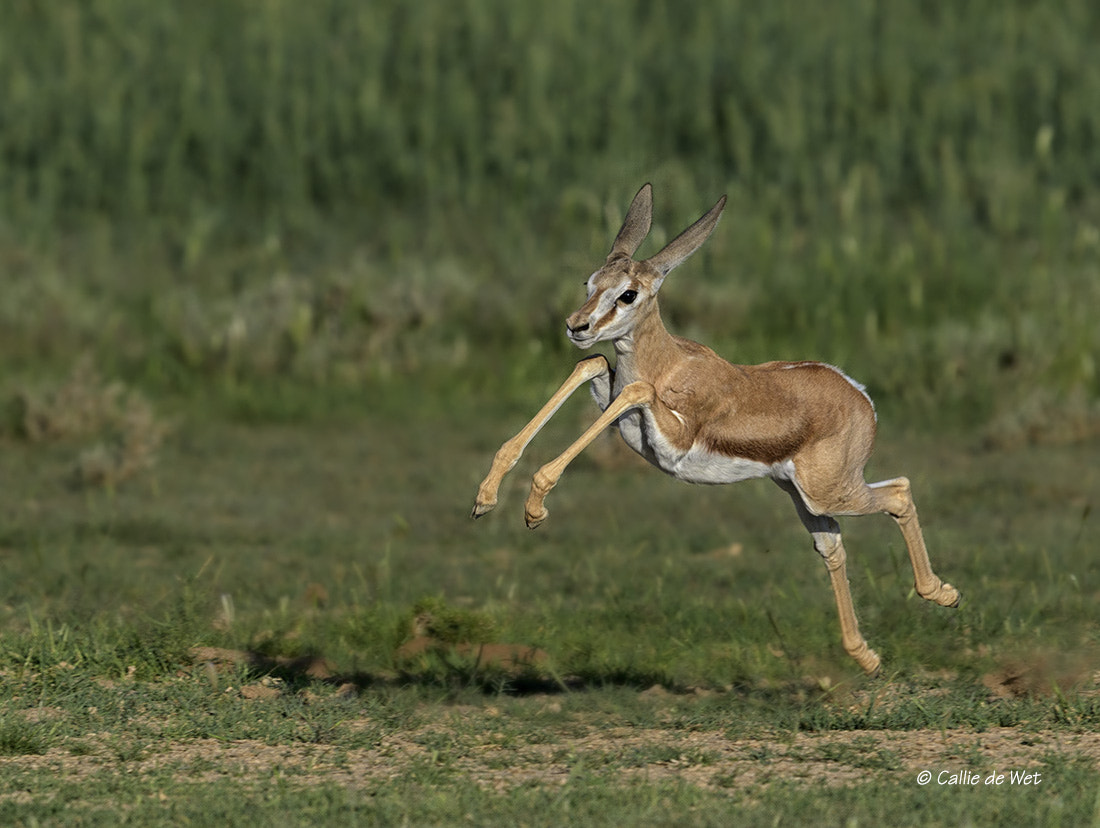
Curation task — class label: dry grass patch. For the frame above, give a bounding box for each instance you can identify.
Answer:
[8,358,169,489]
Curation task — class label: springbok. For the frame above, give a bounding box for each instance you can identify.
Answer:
[470,184,959,674]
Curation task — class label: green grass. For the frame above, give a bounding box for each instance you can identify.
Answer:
[1,381,1099,823]
[2,1,1098,436]
[4,0,1100,229]
[2,1,1100,823]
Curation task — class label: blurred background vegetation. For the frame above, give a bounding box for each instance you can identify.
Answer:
[1,0,1098,441]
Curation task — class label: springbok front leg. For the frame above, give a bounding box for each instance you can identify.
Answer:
[472,355,611,519]
[524,381,658,528]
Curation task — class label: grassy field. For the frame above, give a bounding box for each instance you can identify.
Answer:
[1,376,1098,823]
[2,1,1100,824]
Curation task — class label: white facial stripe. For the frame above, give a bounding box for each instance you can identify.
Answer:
[588,277,636,333]
[589,292,619,333]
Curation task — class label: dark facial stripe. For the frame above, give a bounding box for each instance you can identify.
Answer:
[590,304,620,334]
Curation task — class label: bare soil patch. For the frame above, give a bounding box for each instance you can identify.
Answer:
[3,714,1096,796]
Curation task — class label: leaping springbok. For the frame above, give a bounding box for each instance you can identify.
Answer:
[471,184,959,674]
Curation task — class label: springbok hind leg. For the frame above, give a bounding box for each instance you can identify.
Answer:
[868,477,961,608]
[778,481,881,675]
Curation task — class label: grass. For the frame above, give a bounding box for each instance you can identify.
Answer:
[4,1,1100,229]
[1,1,1099,823]
[1,378,1099,823]
[1,2,1099,427]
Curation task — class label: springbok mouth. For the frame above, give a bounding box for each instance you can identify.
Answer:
[567,333,596,349]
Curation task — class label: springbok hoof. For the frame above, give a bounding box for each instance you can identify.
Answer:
[941,584,962,608]
[524,505,548,529]
[919,581,961,609]
[851,646,881,676]
[471,499,496,519]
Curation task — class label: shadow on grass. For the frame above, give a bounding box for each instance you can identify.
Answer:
[189,643,853,710]
[189,643,747,697]
[180,642,1100,736]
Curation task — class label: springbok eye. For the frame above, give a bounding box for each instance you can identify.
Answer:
[618,290,638,305]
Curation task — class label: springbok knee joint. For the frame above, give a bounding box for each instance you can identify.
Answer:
[813,533,845,571]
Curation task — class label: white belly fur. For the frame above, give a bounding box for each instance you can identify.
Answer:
[615,409,795,485]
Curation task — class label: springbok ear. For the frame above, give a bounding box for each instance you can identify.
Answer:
[609,184,653,258]
[645,195,727,277]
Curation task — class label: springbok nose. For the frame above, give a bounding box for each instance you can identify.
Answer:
[567,320,590,335]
